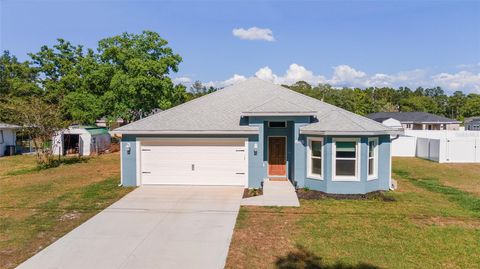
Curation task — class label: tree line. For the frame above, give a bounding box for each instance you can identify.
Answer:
[285,81,480,120]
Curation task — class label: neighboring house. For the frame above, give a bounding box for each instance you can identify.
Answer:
[367,112,460,130]
[0,123,19,157]
[465,117,480,131]
[52,125,111,156]
[370,117,403,130]
[114,78,399,194]
[95,117,126,128]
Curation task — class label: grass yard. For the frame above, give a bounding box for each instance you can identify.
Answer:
[0,153,133,269]
[226,158,480,269]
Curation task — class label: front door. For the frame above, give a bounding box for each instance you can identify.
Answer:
[268,137,286,176]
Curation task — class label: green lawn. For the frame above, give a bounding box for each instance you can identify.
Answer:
[226,158,480,269]
[0,153,133,269]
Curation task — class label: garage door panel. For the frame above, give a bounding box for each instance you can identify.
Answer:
[140,140,247,186]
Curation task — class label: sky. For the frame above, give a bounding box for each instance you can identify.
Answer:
[1,0,480,93]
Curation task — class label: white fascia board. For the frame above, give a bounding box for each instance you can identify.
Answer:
[413,121,461,124]
[300,130,404,136]
[112,129,260,135]
[241,112,317,116]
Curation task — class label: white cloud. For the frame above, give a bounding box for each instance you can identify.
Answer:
[203,74,247,88]
[232,27,275,42]
[330,65,367,86]
[255,64,326,85]
[199,64,480,93]
[172,76,192,85]
[255,66,277,82]
[432,71,480,92]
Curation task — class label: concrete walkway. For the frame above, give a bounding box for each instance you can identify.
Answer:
[17,186,244,269]
[241,179,300,207]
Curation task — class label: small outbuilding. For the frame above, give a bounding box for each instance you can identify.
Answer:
[0,123,19,157]
[52,125,111,156]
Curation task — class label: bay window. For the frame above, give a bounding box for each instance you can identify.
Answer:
[307,137,323,179]
[333,138,360,181]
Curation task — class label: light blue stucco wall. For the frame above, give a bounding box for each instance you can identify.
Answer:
[121,135,137,186]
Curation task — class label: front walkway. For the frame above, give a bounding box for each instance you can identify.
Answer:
[17,186,244,269]
[241,179,300,207]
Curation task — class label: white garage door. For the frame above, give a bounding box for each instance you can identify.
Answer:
[140,139,247,186]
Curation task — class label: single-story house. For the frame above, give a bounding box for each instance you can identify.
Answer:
[52,125,111,156]
[371,117,403,130]
[114,78,400,194]
[465,117,480,131]
[367,112,460,130]
[0,123,19,157]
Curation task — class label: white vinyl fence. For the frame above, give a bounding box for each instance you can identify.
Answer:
[392,130,480,163]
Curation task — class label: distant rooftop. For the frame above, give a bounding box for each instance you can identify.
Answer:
[465,117,480,123]
[366,112,460,124]
[0,122,20,129]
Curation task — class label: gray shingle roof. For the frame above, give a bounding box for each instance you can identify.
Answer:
[115,78,396,135]
[366,112,459,124]
[242,97,316,116]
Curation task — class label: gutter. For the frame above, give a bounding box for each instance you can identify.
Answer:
[299,130,404,136]
[112,129,260,135]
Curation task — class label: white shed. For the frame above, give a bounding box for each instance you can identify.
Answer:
[52,125,111,156]
[0,123,19,157]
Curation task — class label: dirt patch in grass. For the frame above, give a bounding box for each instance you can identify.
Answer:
[226,206,300,269]
[411,216,480,229]
[297,189,396,202]
[275,245,380,269]
[242,188,263,198]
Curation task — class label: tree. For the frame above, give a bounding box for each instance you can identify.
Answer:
[97,31,183,122]
[462,94,480,118]
[0,51,39,98]
[62,91,104,124]
[447,91,466,120]
[2,97,69,164]
[187,80,217,100]
[28,39,86,103]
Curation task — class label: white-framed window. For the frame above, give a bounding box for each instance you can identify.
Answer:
[0,130,4,144]
[367,137,379,180]
[307,137,323,180]
[332,138,360,181]
[268,121,286,128]
[405,124,412,129]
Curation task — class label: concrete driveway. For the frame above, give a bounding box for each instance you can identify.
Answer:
[17,186,244,269]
